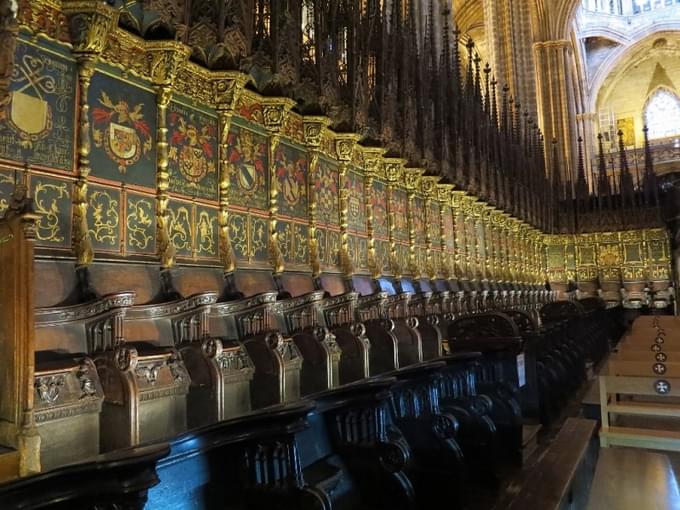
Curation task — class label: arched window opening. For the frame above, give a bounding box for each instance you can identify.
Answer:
[644,88,680,140]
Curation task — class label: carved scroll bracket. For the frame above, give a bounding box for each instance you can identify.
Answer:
[303,116,331,279]
[262,98,295,275]
[335,134,360,279]
[214,73,248,276]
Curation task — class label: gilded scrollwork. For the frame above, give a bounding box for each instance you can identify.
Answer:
[34,180,69,243]
[88,189,118,245]
[168,205,192,253]
[126,196,154,251]
[196,209,216,257]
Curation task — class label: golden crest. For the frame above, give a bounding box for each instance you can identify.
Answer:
[8,90,51,137]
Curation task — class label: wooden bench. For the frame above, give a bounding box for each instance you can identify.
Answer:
[506,418,597,510]
[599,316,680,451]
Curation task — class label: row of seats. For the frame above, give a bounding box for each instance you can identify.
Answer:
[2,263,623,509]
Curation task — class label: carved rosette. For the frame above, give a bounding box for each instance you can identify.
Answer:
[62,1,119,267]
[335,134,359,278]
[262,98,295,274]
[214,73,248,274]
[303,116,331,278]
[146,42,191,269]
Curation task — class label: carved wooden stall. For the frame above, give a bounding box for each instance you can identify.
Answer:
[0,0,649,496]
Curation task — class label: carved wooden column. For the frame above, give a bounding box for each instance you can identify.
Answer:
[262,98,295,278]
[422,177,441,281]
[452,191,468,282]
[146,42,190,296]
[213,73,247,296]
[62,1,119,300]
[335,134,360,283]
[0,0,18,109]
[481,204,495,283]
[363,148,384,282]
[404,168,423,278]
[385,158,406,279]
[302,116,330,282]
[437,184,454,281]
[0,183,41,477]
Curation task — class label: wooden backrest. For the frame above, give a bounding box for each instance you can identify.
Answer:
[234,269,277,297]
[278,272,316,297]
[351,275,376,296]
[319,273,346,297]
[35,292,135,354]
[449,312,520,340]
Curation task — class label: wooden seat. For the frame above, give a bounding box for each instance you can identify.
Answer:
[506,418,597,510]
[587,448,680,510]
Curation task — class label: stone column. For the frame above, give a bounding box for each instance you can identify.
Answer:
[534,40,578,180]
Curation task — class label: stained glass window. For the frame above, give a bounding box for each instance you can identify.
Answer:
[644,88,680,139]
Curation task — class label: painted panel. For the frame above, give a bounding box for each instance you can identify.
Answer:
[347,170,366,232]
[168,201,193,258]
[275,143,308,218]
[372,180,388,238]
[168,102,218,200]
[276,220,293,263]
[429,202,440,242]
[327,230,340,267]
[228,211,248,260]
[227,125,268,210]
[89,72,156,188]
[31,174,71,248]
[392,189,408,242]
[376,240,390,273]
[316,159,339,226]
[356,236,368,271]
[413,197,425,244]
[443,205,454,251]
[250,215,269,261]
[397,244,410,274]
[87,185,120,252]
[0,41,76,171]
[125,192,155,255]
[0,168,16,214]
[293,223,309,265]
[195,206,218,259]
[316,228,327,266]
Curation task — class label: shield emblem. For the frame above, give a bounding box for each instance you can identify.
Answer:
[180,146,208,183]
[108,122,140,160]
[238,164,258,192]
[8,91,51,138]
[282,175,301,206]
[349,195,360,220]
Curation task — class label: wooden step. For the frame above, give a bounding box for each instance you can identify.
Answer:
[0,447,20,483]
[608,400,680,418]
[600,425,680,451]
[521,423,542,464]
